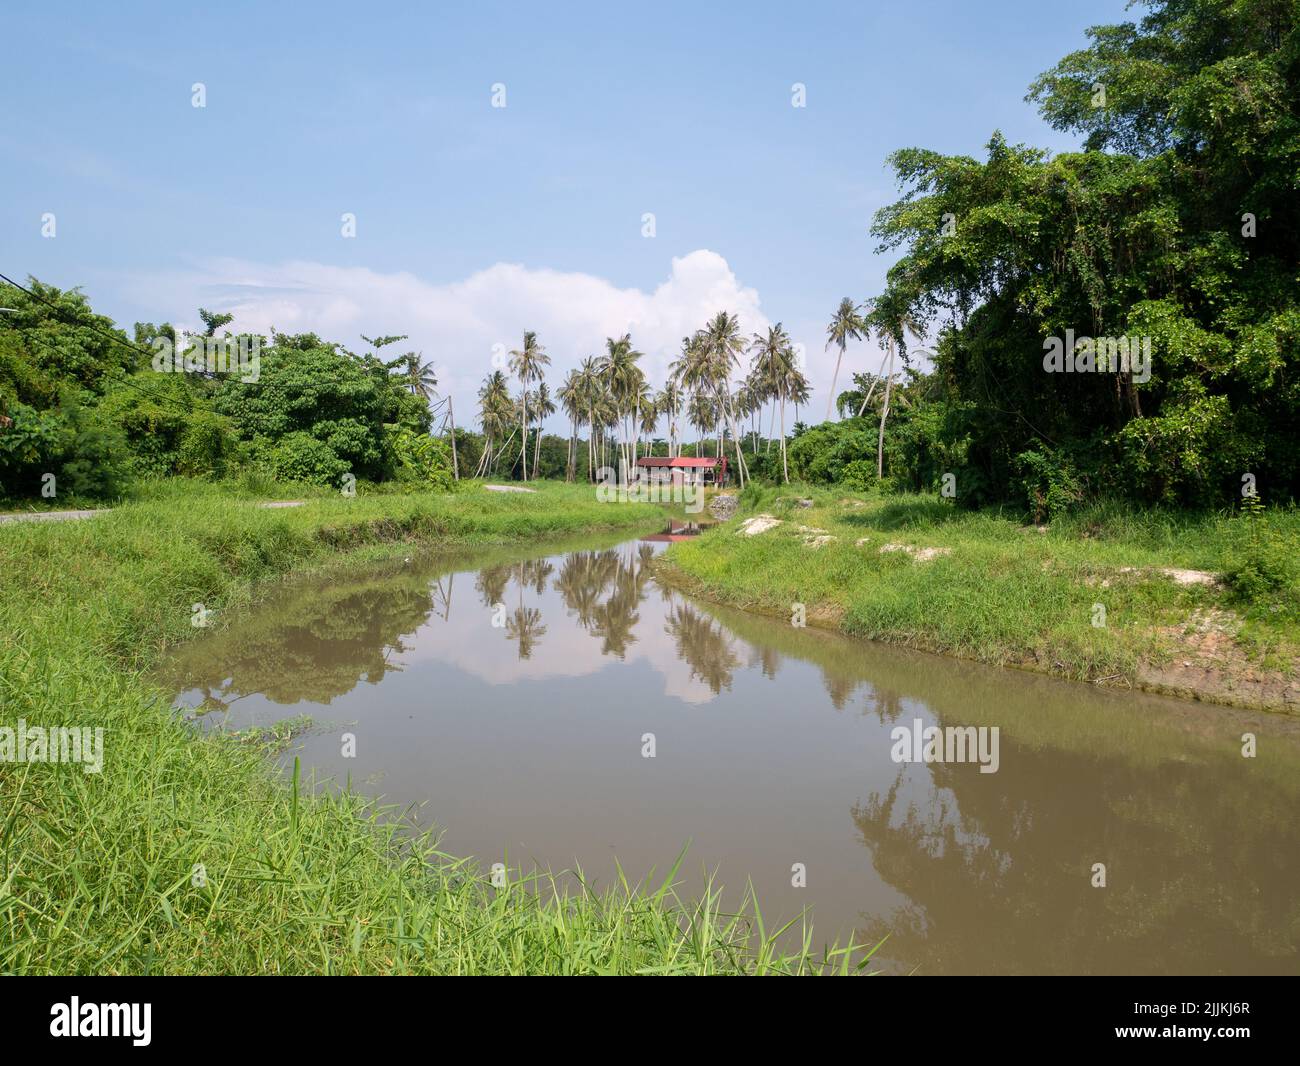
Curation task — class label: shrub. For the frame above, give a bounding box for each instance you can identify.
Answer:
[1015,446,1088,523]
[55,407,131,499]
[261,432,349,487]
[840,459,876,491]
[386,426,455,491]
[176,411,240,478]
[1222,496,1298,602]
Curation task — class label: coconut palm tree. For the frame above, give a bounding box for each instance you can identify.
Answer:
[508,331,549,481]
[598,333,644,479]
[655,379,682,458]
[474,370,513,477]
[638,394,659,458]
[398,351,438,400]
[825,298,867,422]
[696,311,751,488]
[749,323,798,483]
[629,376,653,463]
[734,380,760,456]
[558,368,583,482]
[530,380,556,479]
[577,358,605,483]
[675,333,723,463]
[862,311,923,478]
[687,390,715,457]
[790,367,812,429]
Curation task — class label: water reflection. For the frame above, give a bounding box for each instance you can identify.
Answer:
[159,532,1300,974]
[665,603,741,695]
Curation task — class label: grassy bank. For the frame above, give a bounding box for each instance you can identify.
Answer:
[0,479,852,974]
[664,484,1300,713]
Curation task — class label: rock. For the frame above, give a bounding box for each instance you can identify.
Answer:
[1158,567,1220,587]
[708,494,739,521]
[795,524,835,547]
[737,514,782,536]
[879,543,952,563]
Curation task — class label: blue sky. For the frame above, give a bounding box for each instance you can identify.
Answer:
[2,0,1134,425]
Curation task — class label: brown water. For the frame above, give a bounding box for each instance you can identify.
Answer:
[160,529,1300,975]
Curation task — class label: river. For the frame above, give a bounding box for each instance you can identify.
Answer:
[159,527,1300,974]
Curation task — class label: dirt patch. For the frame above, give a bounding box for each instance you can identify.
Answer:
[879,543,952,563]
[483,484,537,494]
[1118,565,1220,587]
[1138,609,1299,713]
[1083,565,1221,589]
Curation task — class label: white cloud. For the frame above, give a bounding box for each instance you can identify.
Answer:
[128,250,774,432]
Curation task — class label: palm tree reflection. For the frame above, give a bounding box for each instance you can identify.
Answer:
[663,602,741,694]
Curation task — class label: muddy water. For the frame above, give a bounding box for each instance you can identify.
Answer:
[159,530,1300,975]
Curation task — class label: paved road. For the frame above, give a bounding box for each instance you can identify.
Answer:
[0,508,106,524]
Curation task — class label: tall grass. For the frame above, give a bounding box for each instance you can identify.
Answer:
[0,479,854,973]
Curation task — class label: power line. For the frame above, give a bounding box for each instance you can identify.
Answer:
[0,270,178,366]
[0,269,199,414]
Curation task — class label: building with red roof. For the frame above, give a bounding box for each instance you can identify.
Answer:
[635,454,728,487]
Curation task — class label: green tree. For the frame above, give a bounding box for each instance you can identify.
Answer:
[508,331,549,481]
[825,297,867,422]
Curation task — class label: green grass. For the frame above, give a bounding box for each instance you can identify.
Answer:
[0,478,863,974]
[661,483,1300,710]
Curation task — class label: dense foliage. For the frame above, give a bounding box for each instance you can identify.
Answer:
[0,282,453,502]
[854,0,1300,514]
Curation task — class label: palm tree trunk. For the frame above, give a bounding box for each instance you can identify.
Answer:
[719,392,748,489]
[877,339,895,479]
[519,396,529,481]
[780,390,789,483]
[532,419,543,479]
[856,348,892,418]
[826,342,845,421]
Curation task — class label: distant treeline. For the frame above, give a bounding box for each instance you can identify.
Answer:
[0,280,455,501]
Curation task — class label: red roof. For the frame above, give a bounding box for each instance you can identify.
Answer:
[635,456,720,467]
